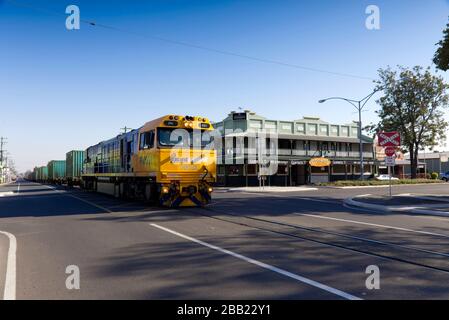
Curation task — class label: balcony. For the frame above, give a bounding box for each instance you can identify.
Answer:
[291,149,374,158]
[237,148,374,159]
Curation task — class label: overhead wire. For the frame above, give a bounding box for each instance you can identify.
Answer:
[4,0,375,81]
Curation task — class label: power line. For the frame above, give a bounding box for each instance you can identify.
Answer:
[5,0,375,81]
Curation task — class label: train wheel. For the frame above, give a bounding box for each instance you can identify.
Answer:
[114,184,121,198]
[144,183,156,203]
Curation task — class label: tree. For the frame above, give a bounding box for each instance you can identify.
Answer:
[368,66,449,179]
[434,20,449,71]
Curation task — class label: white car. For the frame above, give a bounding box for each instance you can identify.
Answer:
[375,174,399,181]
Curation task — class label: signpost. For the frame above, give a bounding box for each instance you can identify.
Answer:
[385,156,395,198]
[378,132,401,198]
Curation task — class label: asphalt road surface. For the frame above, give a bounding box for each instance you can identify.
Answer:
[2,179,449,299]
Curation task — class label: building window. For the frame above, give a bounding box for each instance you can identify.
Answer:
[279,139,290,149]
[309,124,317,135]
[247,164,257,175]
[320,125,329,135]
[277,164,288,175]
[280,122,293,132]
[332,164,346,174]
[297,123,306,133]
[249,120,262,129]
[331,125,339,136]
[265,121,277,131]
[228,165,242,176]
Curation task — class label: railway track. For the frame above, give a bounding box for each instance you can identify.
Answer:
[50,185,449,273]
[192,205,449,274]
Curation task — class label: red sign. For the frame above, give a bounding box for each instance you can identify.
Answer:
[384,146,396,157]
[378,131,400,147]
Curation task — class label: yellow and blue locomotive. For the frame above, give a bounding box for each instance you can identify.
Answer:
[82,115,216,207]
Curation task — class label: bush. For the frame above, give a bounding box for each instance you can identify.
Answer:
[431,172,439,180]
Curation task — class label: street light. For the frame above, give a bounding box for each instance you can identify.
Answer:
[319,88,383,180]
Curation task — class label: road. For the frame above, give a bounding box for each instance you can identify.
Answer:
[2,179,449,299]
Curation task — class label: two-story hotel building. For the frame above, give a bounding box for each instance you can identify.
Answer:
[213,110,375,186]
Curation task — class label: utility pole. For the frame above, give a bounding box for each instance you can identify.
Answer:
[0,137,7,163]
[319,88,383,180]
[0,137,7,184]
[121,127,132,134]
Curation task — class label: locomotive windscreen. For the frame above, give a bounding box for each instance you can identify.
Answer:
[157,128,214,149]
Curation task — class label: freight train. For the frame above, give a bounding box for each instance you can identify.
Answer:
[30,115,216,207]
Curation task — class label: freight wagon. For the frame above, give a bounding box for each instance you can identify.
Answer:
[47,160,66,184]
[66,150,85,186]
[35,166,48,183]
[32,167,38,181]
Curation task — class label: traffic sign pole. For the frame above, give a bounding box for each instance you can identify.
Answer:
[378,131,401,199]
[388,165,392,198]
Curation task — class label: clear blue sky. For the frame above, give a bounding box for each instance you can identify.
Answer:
[1,0,449,172]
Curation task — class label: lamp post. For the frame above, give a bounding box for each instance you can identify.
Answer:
[319,88,382,180]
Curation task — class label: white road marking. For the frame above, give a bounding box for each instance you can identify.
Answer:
[343,202,449,222]
[42,184,112,213]
[295,197,340,204]
[0,231,17,300]
[0,192,14,197]
[295,213,449,239]
[65,193,113,213]
[149,223,361,300]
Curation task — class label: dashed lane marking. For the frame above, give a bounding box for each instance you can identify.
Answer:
[42,185,112,213]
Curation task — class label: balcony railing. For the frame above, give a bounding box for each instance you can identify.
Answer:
[237,148,374,158]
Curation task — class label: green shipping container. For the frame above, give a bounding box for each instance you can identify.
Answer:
[36,166,48,182]
[47,160,66,181]
[66,150,85,180]
[42,166,48,181]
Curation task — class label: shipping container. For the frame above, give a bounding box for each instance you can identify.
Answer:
[41,166,48,181]
[47,160,66,184]
[66,150,85,186]
[36,166,48,182]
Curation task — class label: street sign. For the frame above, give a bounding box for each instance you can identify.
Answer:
[385,156,395,166]
[378,131,401,147]
[384,146,396,157]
